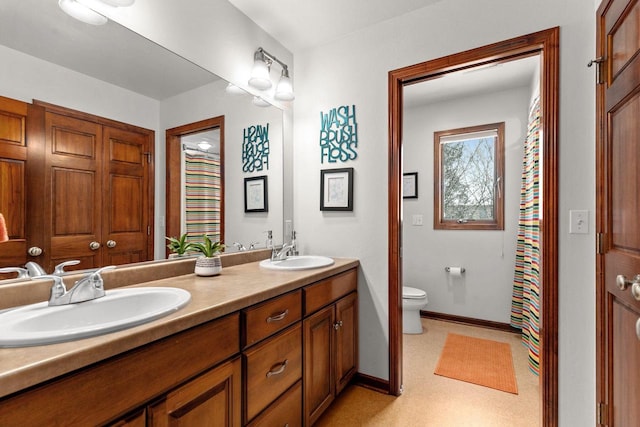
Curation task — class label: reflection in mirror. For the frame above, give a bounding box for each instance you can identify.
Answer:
[0,0,285,282]
[182,129,223,244]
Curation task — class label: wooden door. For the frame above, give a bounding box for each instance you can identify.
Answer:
[597,0,640,425]
[0,96,29,271]
[148,357,242,427]
[45,112,103,271]
[335,292,358,395]
[303,305,335,426]
[102,125,151,266]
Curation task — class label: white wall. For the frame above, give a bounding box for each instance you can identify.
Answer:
[159,80,284,255]
[403,85,529,323]
[292,0,595,425]
[0,45,158,130]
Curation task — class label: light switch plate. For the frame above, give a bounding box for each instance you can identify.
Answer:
[569,210,588,234]
[412,214,423,226]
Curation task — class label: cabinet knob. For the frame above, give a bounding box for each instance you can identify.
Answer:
[334,320,343,330]
[106,240,117,248]
[89,241,101,251]
[27,246,43,257]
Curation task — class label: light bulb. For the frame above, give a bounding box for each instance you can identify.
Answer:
[275,72,295,101]
[59,0,108,25]
[248,51,272,90]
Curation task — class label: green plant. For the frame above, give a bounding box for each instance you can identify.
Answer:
[189,235,224,258]
[165,233,192,255]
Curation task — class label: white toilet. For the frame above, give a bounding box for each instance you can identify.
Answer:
[402,286,428,334]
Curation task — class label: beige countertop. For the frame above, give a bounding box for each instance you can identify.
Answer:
[0,257,359,400]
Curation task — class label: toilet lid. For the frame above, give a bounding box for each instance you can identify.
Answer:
[403,286,426,299]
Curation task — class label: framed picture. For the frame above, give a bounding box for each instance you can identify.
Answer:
[244,175,268,212]
[320,168,354,211]
[403,172,418,199]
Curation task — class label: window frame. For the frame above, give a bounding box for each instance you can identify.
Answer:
[433,122,505,230]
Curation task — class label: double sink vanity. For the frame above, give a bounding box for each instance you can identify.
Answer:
[0,250,359,426]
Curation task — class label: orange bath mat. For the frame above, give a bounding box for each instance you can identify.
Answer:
[434,333,518,394]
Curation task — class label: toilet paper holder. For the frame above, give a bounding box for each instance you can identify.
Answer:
[445,266,466,273]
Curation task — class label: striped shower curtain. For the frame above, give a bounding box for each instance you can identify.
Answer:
[184,152,221,243]
[510,96,541,376]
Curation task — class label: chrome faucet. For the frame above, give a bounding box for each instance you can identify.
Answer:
[53,260,81,275]
[271,243,294,261]
[0,267,29,279]
[25,261,46,277]
[233,242,247,251]
[36,265,116,306]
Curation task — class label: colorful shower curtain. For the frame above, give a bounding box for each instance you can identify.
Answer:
[184,152,221,243]
[510,96,541,376]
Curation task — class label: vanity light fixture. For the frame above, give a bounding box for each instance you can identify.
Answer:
[252,96,271,108]
[225,83,247,95]
[248,47,295,101]
[58,0,135,26]
[197,141,212,151]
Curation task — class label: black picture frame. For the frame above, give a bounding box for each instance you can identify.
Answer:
[244,175,268,212]
[320,168,354,211]
[403,172,418,199]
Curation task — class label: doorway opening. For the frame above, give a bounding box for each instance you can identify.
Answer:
[388,28,559,426]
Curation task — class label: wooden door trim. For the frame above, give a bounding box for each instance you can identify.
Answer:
[388,27,559,426]
[165,116,225,258]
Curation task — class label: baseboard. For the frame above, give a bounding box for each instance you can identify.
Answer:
[420,310,520,334]
[353,372,390,394]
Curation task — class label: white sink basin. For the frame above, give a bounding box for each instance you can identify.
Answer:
[0,287,191,347]
[259,255,335,271]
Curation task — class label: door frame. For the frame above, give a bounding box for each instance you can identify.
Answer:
[388,28,559,426]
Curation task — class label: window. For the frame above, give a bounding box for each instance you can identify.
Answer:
[434,122,504,230]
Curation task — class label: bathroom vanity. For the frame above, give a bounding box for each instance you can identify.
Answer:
[0,254,358,426]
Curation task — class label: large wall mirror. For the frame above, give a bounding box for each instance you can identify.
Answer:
[0,0,285,282]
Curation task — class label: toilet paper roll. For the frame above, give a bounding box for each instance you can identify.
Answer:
[447,267,464,277]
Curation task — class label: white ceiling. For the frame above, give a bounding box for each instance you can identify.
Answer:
[0,0,218,100]
[228,0,444,52]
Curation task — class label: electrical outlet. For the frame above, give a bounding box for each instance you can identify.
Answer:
[569,210,588,234]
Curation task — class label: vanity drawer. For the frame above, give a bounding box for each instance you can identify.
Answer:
[243,289,301,348]
[247,381,302,427]
[304,268,357,315]
[244,323,302,422]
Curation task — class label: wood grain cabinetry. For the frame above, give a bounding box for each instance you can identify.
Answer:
[242,290,303,425]
[0,267,358,426]
[303,269,358,426]
[0,314,239,426]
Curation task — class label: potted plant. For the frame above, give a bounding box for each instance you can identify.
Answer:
[190,235,225,276]
[165,233,193,258]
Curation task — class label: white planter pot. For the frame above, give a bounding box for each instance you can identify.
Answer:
[194,256,222,276]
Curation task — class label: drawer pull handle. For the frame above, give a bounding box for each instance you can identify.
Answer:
[266,359,288,378]
[267,309,289,323]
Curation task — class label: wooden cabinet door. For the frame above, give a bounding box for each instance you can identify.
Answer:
[303,305,335,426]
[102,125,151,265]
[597,0,640,424]
[0,96,29,272]
[148,357,242,427]
[107,408,146,427]
[335,292,358,395]
[44,112,103,271]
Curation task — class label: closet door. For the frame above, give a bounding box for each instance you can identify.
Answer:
[0,96,29,270]
[45,112,103,271]
[102,125,151,265]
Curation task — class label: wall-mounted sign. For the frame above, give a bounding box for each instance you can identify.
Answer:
[242,123,270,172]
[319,104,358,163]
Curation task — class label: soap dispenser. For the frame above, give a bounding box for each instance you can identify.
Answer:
[265,230,273,249]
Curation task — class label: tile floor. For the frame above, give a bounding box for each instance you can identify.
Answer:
[315,318,540,426]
